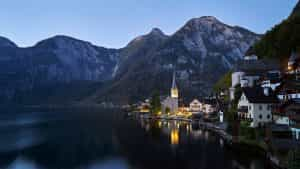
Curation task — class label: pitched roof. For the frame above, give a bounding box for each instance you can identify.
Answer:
[242,86,279,104]
[171,71,177,89]
[234,59,280,74]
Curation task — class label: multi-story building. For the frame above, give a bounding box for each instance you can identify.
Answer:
[237,86,278,128]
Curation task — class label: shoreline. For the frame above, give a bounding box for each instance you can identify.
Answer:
[138,114,287,169]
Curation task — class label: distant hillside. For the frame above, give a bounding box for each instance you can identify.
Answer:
[252,1,300,64]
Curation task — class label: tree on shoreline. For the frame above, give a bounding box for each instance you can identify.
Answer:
[150,91,161,115]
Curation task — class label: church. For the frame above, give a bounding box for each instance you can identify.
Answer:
[161,72,179,114]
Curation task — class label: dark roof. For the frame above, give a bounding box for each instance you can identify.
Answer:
[280,99,300,109]
[201,99,217,105]
[275,79,300,93]
[234,59,280,73]
[242,87,279,103]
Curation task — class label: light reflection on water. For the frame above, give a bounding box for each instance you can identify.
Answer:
[0,111,267,169]
[137,119,266,169]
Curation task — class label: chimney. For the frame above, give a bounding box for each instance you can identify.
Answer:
[263,87,270,96]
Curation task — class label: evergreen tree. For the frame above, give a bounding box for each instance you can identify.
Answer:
[150,91,161,115]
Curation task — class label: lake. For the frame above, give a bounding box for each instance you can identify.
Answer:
[0,110,269,169]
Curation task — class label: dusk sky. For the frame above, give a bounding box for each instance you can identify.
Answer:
[0,0,297,48]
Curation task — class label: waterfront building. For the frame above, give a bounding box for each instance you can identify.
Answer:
[201,99,217,114]
[162,72,179,114]
[237,86,278,128]
[137,99,151,113]
[189,99,202,114]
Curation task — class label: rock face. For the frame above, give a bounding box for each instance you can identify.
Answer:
[0,16,260,104]
[94,16,260,103]
[0,35,119,102]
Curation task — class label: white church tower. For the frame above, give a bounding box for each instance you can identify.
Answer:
[162,71,179,114]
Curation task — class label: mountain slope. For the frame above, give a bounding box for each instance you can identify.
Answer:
[291,0,300,18]
[92,16,260,104]
[0,16,260,105]
[0,37,17,48]
[0,36,120,104]
[252,1,300,63]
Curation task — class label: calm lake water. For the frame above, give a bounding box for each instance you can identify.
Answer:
[0,110,268,169]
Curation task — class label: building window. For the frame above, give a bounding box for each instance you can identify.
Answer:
[248,105,251,110]
[259,105,262,110]
[259,114,262,119]
[267,114,271,119]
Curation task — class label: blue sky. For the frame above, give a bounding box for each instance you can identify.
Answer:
[0,0,297,48]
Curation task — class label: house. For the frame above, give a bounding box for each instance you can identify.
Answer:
[260,71,282,91]
[237,87,279,128]
[189,99,202,114]
[201,99,217,114]
[230,55,280,100]
[162,72,179,114]
[276,80,300,101]
[276,52,300,102]
[137,99,151,113]
[273,99,300,126]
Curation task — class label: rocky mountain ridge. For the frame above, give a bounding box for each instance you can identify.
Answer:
[0,16,260,104]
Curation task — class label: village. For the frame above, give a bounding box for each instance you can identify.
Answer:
[128,51,300,168]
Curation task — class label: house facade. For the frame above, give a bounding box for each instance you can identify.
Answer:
[189,99,202,114]
[238,87,278,128]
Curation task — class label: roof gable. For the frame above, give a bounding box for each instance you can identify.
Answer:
[242,87,279,104]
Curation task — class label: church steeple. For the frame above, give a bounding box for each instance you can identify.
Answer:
[171,71,178,98]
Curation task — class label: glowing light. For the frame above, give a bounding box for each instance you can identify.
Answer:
[177,123,180,129]
[158,121,162,128]
[171,129,179,145]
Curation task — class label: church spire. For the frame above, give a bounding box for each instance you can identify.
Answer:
[171,71,178,98]
[172,71,177,89]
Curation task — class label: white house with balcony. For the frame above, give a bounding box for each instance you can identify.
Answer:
[237,87,278,128]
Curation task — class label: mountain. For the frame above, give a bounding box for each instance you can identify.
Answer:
[0,37,17,48]
[0,36,120,104]
[251,1,300,63]
[291,0,300,18]
[0,16,260,105]
[115,28,169,78]
[90,16,260,104]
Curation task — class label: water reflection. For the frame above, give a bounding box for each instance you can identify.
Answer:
[170,129,179,145]
[0,111,268,169]
[134,119,266,169]
[138,119,215,145]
